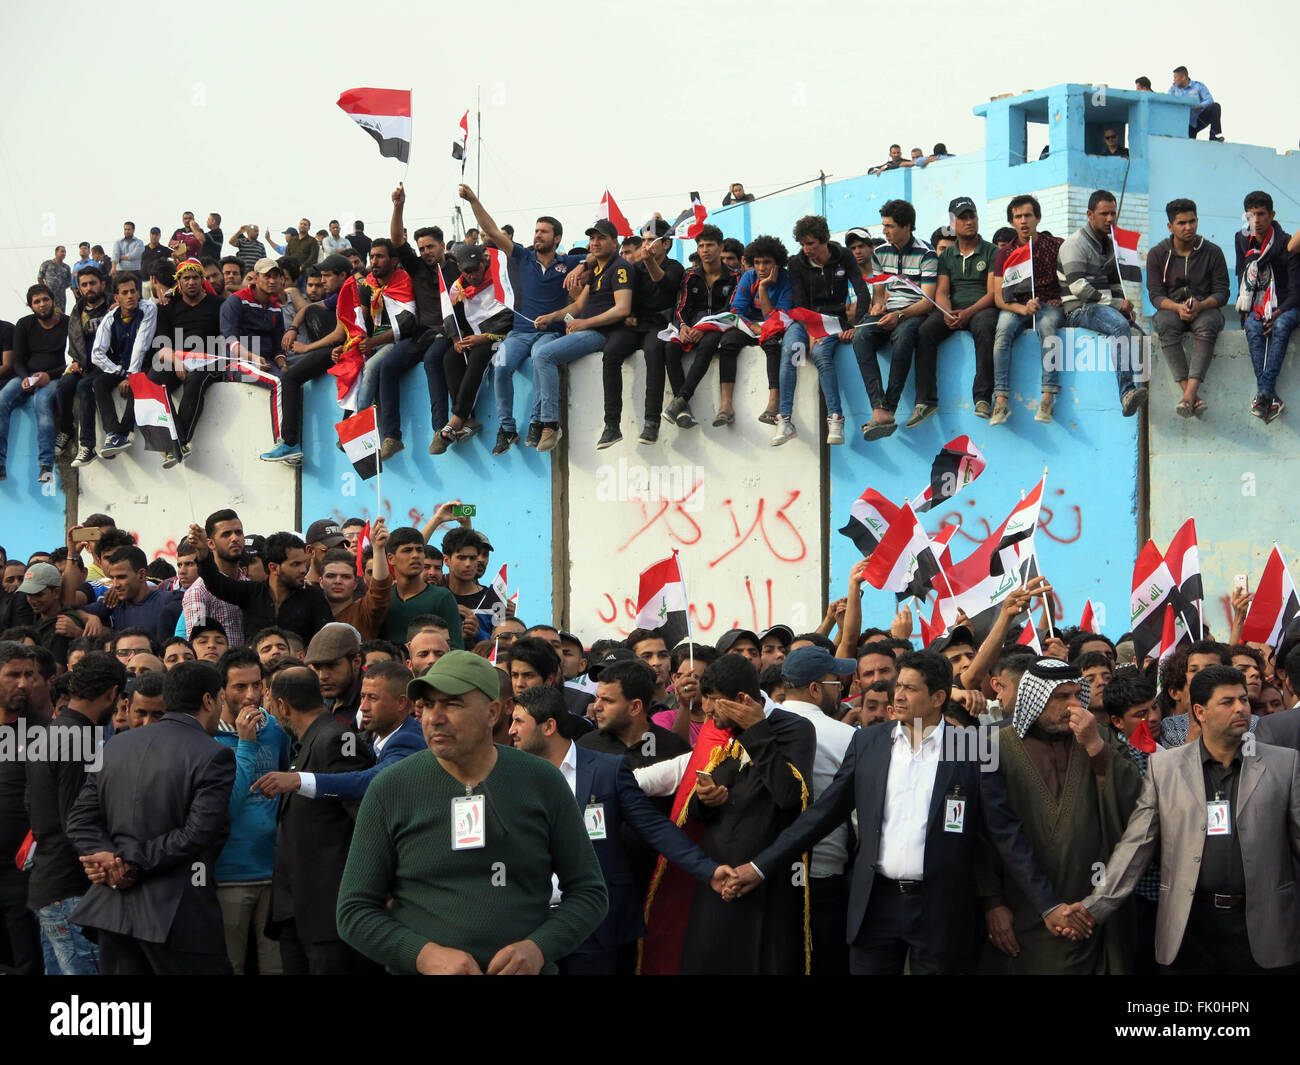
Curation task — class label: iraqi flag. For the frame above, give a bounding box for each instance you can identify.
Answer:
[989,476,1044,575]
[452,109,469,161]
[335,405,381,480]
[128,372,182,463]
[1017,620,1042,654]
[671,192,708,240]
[1156,603,1190,663]
[895,520,961,605]
[329,275,370,410]
[598,190,634,238]
[864,502,941,597]
[354,521,371,575]
[838,487,902,556]
[657,312,758,350]
[1000,240,1034,291]
[634,552,690,648]
[1111,223,1142,283]
[913,435,987,513]
[1241,546,1300,650]
[1079,599,1100,634]
[1130,539,1180,661]
[1165,518,1203,637]
[788,306,844,339]
[337,88,412,163]
[486,247,520,316]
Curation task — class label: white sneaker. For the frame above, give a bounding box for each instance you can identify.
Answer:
[771,416,797,446]
[826,414,845,444]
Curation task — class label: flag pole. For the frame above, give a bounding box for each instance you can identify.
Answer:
[673,548,695,674]
[1039,465,1054,640]
[475,86,482,197]
[1028,236,1037,336]
[374,405,382,521]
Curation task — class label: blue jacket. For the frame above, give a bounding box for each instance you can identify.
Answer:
[568,748,717,959]
[311,714,425,802]
[214,713,293,883]
[729,268,794,321]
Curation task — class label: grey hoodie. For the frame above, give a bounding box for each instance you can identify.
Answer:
[1145,235,1230,307]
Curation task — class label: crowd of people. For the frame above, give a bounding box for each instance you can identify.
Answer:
[2,499,1300,977]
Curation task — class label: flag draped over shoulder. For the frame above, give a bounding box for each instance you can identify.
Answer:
[329,270,417,409]
[337,88,412,163]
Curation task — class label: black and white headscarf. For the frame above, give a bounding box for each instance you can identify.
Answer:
[1013,658,1091,738]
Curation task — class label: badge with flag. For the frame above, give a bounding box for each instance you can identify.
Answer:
[1111,223,1142,282]
[634,552,690,648]
[128,372,183,465]
[335,406,381,480]
[452,109,469,162]
[598,190,634,238]
[1241,546,1300,650]
[671,192,708,240]
[337,88,412,163]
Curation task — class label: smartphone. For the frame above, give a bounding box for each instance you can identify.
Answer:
[1234,574,1249,596]
[72,525,103,542]
[451,504,476,518]
[695,771,714,787]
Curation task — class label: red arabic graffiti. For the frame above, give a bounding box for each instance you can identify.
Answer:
[937,487,1082,546]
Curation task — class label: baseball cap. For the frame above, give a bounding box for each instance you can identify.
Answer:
[253,258,282,276]
[716,628,761,654]
[587,647,636,680]
[17,562,61,595]
[305,622,361,664]
[190,619,228,641]
[454,244,486,270]
[319,253,352,274]
[305,519,344,547]
[927,625,975,654]
[282,227,296,236]
[585,219,619,241]
[781,646,857,688]
[642,218,672,240]
[760,624,795,648]
[407,649,501,701]
[844,227,872,246]
[948,196,978,217]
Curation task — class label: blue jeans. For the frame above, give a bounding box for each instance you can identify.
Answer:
[1245,308,1298,397]
[778,323,843,417]
[993,306,1066,395]
[852,315,925,413]
[0,375,60,468]
[37,896,100,975]
[528,329,607,425]
[494,330,554,433]
[377,334,450,439]
[353,342,394,413]
[1065,304,1145,399]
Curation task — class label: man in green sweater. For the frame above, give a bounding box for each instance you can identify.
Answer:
[337,650,607,974]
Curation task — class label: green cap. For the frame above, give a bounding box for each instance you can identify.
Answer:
[407,650,500,701]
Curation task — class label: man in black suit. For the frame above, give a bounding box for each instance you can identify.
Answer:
[66,660,235,975]
[727,650,1091,974]
[263,666,377,974]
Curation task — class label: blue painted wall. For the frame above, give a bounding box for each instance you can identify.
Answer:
[0,431,66,563]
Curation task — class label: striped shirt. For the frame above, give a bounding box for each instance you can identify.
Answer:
[870,235,938,311]
[182,573,249,647]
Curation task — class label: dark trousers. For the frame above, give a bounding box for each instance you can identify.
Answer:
[601,326,670,425]
[56,370,97,444]
[0,867,40,975]
[559,940,636,975]
[1190,102,1222,138]
[666,332,724,403]
[91,370,134,435]
[638,333,677,421]
[279,348,334,446]
[849,875,963,975]
[914,306,1000,405]
[379,333,450,439]
[1162,900,1292,975]
[444,341,494,421]
[810,874,849,976]
[149,366,219,444]
[853,315,925,413]
[278,919,379,976]
[1132,894,1158,977]
[718,330,782,390]
[99,929,233,975]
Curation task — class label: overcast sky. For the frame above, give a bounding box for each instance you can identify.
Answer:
[1,0,1296,310]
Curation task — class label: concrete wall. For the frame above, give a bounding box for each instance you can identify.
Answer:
[0,412,67,564]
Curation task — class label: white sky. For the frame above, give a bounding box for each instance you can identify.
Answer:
[1,0,1296,310]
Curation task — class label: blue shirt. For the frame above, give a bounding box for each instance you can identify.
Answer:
[1168,79,1213,109]
[730,268,794,319]
[508,245,588,332]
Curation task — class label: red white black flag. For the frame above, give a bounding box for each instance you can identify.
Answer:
[452,110,469,161]
[1111,223,1142,282]
[335,406,381,480]
[1241,546,1300,650]
[598,190,634,238]
[128,372,182,464]
[337,88,412,163]
[634,552,690,648]
[671,192,708,240]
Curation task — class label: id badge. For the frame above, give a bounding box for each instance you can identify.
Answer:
[944,794,966,833]
[1206,799,1232,837]
[584,803,607,841]
[452,794,486,850]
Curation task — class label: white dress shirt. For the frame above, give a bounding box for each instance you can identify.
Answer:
[876,718,946,881]
[779,700,855,877]
[550,741,580,905]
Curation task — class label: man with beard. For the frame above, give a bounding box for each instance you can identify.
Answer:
[320,521,392,642]
[183,509,251,648]
[149,259,224,461]
[0,285,68,483]
[57,267,110,461]
[304,623,364,727]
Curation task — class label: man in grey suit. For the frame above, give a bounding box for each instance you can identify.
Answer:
[1256,643,1300,750]
[67,661,236,975]
[1071,665,1300,973]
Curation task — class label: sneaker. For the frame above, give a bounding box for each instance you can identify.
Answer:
[524,423,543,448]
[637,421,659,444]
[663,395,686,424]
[180,442,192,457]
[1251,393,1268,419]
[259,441,303,463]
[905,403,938,429]
[862,420,897,442]
[101,433,131,456]
[675,403,697,429]
[1120,386,1148,417]
[536,426,563,453]
[37,466,53,484]
[826,414,845,444]
[0,464,5,481]
[1035,394,1055,424]
[770,416,797,446]
[596,426,622,450]
[380,436,404,461]
[71,447,96,468]
[989,399,1011,427]
[428,428,452,455]
[1210,134,1225,142]
[492,429,519,456]
[162,451,180,469]
[973,400,992,419]
[1266,396,1286,424]
[54,432,71,455]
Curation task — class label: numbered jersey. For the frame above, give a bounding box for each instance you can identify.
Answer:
[583,254,634,330]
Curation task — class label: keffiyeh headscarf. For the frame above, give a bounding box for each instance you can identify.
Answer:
[1012,658,1091,738]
